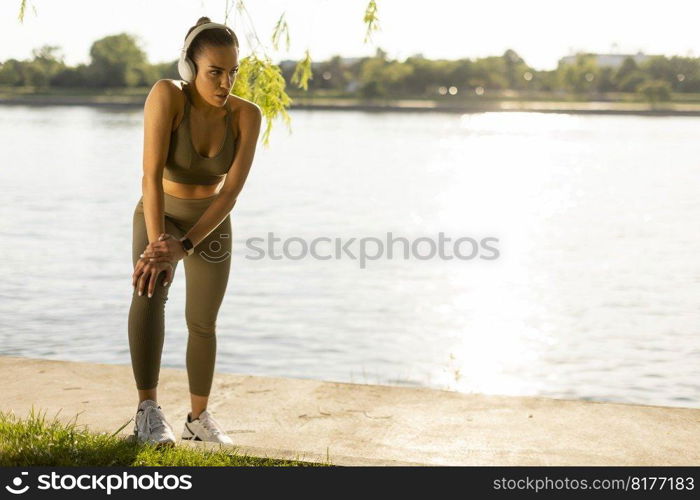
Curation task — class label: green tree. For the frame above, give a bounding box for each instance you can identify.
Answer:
[86,33,149,87]
[0,47,66,87]
[151,60,180,81]
[618,70,647,92]
[558,53,598,94]
[649,56,700,92]
[469,56,509,89]
[358,48,389,97]
[502,49,532,90]
[596,66,616,92]
[637,80,671,106]
[613,57,639,89]
[446,58,473,91]
[0,59,24,85]
[50,64,89,87]
[29,45,65,87]
[308,55,350,92]
[402,55,440,95]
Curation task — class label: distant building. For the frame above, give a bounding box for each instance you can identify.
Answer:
[278,59,298,71]
[344,81,360,93]
[278,56,364,71]
[559,52,653,68]
[341,57,364,65]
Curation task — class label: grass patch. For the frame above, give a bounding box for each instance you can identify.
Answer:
[0,407,329,467]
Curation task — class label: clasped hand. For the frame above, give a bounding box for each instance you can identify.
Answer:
[141,232,187,263]
[131,233,186,298]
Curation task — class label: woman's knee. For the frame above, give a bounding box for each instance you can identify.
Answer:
[131,281,171,304]
[185,317,217,338]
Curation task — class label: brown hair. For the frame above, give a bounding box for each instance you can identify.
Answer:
[185,17,239,75]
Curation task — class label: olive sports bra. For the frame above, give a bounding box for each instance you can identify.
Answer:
[163,84,236,185]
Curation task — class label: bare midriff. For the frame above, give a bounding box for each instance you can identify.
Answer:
[162,176,225,199]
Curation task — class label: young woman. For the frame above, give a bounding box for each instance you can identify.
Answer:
[128,16,261,446]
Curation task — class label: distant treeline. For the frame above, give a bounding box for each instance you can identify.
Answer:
[1,33,697,102]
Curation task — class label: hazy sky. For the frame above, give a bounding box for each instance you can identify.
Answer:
[2,0,699,70]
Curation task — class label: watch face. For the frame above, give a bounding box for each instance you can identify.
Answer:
[181,237,194,251]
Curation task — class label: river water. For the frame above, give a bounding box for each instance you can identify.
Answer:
[0,105,698,408]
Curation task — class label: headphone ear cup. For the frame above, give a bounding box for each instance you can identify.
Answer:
[178,54,196,83]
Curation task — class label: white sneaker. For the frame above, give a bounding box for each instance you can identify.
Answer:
[133,400,176,446]
[181,410,233,444]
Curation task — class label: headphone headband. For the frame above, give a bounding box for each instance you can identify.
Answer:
[181,22,232,55]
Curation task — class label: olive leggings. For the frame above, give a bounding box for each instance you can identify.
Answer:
[128,192,232,397]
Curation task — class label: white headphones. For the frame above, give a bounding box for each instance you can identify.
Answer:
[178,22,233,83]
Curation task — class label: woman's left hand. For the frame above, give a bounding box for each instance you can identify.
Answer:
[140,233,187,263]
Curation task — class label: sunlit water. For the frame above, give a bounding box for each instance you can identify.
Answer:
[0,105,698,409]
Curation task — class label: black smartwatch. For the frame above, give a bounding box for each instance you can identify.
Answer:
[179,236,194,256]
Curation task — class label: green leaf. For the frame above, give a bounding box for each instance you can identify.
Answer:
[17,0,27,22]
[291,49,313,91]
[363,0,380,44]
[271,13,291,52]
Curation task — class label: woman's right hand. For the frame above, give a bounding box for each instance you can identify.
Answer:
[132,257,174,298]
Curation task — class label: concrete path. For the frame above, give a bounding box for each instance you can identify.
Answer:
[1,356,698,466]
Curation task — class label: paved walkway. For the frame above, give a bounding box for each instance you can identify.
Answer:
[1,356,698,465]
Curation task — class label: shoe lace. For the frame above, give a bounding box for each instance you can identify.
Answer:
[139,405,170,435]
[199,412,223,436]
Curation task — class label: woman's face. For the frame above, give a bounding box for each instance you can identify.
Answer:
[194,44,239,107]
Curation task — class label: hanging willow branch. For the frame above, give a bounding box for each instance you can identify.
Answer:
[17,0,37,23]
[291,49,313,91]
[233,53,292,146]
[271,12,290,52]
[363,0,380,43]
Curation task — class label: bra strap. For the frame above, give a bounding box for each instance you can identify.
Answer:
[183,85,192,114]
